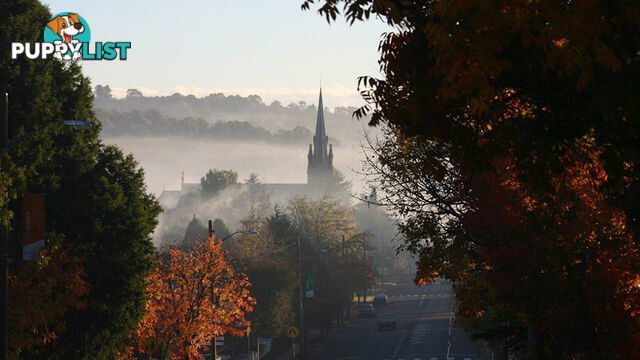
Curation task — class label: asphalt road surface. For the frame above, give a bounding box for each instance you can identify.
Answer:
[313,279,481,360]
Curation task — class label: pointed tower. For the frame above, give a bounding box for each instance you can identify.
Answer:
[307,88,335,184]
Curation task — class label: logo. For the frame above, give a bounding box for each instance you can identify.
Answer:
[11,12,130,62]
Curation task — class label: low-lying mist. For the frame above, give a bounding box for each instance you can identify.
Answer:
[101,136,369,197]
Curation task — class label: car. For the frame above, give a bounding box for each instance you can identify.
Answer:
[373,294,390,306]
[357,303,376,318]
[377,312,397,330]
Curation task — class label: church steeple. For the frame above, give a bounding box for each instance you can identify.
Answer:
[313,88,328,164]
[307,87,334,184]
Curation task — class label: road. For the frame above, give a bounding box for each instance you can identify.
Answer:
[313,279,481,360]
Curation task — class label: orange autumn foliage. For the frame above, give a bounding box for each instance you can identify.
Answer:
[9,241,89,353]
[125,236,254,360]
[457,140,640,356]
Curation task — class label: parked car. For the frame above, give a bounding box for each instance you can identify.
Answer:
[377,312,397,330]
[373,294,390,306]
[357,303,376,318]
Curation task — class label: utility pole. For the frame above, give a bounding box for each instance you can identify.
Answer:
[362,246,367,303]
[380,237,384,293]
[297,236,305,359]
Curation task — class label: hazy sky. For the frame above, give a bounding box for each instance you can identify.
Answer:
[43,0,391,107]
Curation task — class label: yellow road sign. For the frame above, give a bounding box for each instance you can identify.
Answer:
[287,326,299,338]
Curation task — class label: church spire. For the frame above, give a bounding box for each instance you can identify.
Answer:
[307,87,334,184]
[315,88,326,142]
[312,88,328,165]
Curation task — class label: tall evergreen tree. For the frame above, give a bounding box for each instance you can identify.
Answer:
[1,1,161,358]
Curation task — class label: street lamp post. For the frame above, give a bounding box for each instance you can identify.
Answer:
[207,220,258,360]
[1,92,91,360]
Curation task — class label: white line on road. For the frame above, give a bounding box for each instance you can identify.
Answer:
[390,332,406,360]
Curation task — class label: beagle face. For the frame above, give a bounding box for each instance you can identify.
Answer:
[46,14,84,43]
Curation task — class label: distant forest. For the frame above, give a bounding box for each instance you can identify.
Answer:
[95,85,363,145]
[97,108,316,144]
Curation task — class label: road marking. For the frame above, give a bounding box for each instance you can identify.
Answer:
[409,322,429,345]
[430,358,438,360]
[464,358,472,360]
[390,332,406,360]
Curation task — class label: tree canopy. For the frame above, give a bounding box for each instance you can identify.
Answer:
[201,169,239,196]
[124,235,253,360]
[303,0,640,357]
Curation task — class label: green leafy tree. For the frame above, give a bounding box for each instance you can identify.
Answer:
[201,168,239,196]
[1,1,162,358]
[244,263,296,339]
[286,196,373,335]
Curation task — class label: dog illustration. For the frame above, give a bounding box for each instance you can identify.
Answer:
[47,13,84,43]
[46,13,84,61]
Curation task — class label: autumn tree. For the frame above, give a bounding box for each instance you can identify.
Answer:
[127,235,254,360]
[363,125,640,357]
[304,0,640,357]
[8,235,89,357]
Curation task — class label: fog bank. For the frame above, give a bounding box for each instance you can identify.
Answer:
[101,136,368,197]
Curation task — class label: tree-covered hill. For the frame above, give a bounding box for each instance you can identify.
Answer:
[97,108,320,145]
[94,85,363,145]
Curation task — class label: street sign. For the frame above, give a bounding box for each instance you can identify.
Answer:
[287,326,299,338]
[305,273,314,298]
[22,194,45,261]
[63,120,92,128]
[142,337,160,355]
[216,335,224,346]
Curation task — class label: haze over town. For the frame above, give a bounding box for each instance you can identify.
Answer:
[4,1,636,359]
